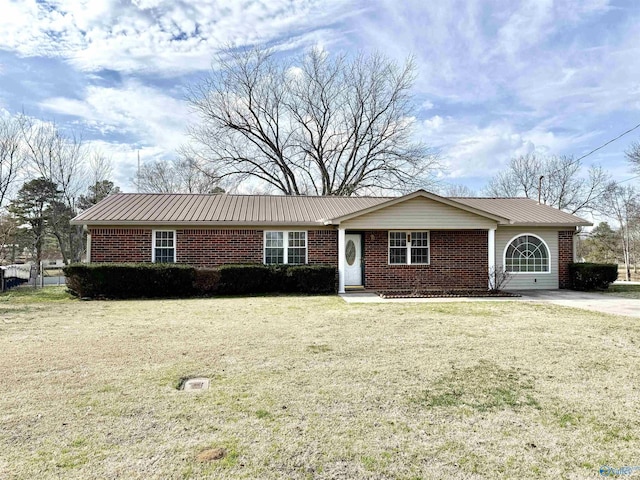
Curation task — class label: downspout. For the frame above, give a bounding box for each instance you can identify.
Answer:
[85,226,91,264]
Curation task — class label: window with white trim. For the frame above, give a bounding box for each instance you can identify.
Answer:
[264,231,307,264]
[153,230,176,263]
[504,234,549,273]
[389,231,429,265]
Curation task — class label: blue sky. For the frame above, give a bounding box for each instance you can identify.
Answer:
[0,0,639,193]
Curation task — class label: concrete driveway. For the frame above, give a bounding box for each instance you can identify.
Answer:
[340,290,640,318]
[515,290,640,318]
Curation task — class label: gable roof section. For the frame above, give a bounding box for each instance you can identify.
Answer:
[71,191,592,227]
[324,189,508,225]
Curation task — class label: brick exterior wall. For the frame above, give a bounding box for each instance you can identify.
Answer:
[176,229,263,267]
[89,228,337,268]
[362,230,488,290]
[307,230,338,267]
[90,228,152,262]
[558,230,575,289]
[89,227,488,290]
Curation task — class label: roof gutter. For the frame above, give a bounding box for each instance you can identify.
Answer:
[71,220,330,227]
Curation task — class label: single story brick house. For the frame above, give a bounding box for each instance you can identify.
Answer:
[70,189,591,292]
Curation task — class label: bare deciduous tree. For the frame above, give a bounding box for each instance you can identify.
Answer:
[0,213,23,263]
[19,119,89,262]
[185,47,439,196]
[626,141,640,175]
[485,153,609,215]
[133,156,221,194]
[440,183,476,197]
[602,183,639,282]
[87,150,113,187]
[20,118,87,208]
[0,115,26,209]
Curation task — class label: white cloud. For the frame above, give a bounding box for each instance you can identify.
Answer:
[3,0,639,193]
[82,139,174,192]
[423,115,443,130]
[0,0,359,75]
[417,115,599,180]
[40,81,191,151]
[420,100,434,111]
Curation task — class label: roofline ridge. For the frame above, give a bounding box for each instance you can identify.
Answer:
[113,192,395,199]
[452,196,535,199]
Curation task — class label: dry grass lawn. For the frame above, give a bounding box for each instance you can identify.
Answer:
[1,288,639,479]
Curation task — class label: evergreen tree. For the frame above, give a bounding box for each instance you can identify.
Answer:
[8,178,59,265]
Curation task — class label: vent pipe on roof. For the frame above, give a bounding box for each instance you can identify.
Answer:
[538,175,544,204]
[137,150,140,193]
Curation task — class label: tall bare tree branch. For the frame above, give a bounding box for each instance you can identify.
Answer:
[485,153,609,215]
[0,115,26,209]
[626,140,640,176]
[133,156,221,194]
[601,183,639,281]
[185,47,439,196]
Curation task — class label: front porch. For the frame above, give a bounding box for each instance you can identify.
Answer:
[337,228,497,294]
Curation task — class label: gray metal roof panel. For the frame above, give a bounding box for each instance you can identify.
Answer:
[72,192,591,227]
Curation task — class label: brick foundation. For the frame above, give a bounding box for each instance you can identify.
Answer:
[558,230,575,289]
[362,230,488,290]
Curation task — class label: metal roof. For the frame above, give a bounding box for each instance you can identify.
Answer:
[72,193,389,226]
[71,192,591,227]
[452,197,591,226]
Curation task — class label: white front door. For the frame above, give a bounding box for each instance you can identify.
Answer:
[344,234,362,286]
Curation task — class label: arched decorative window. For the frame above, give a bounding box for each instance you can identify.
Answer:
[504,234,550,273]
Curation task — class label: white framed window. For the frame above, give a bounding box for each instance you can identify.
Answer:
[503,233,550,273]
[152,230,176,263]
[264,231,307,264]
[389,231,430,265]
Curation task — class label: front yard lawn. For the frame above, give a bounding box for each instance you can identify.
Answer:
[1,288,639,479]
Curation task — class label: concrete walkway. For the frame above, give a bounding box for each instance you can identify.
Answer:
[340,290,640,318]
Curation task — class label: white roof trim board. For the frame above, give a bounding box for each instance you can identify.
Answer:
[71,191,592,228]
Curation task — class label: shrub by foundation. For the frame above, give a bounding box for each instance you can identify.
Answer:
[284,265,337,294]
[569,263,618,291]
[216,264,273,295]
[215,264,337,295]
[64,263,337,298]
[64,263,196,299]
[193,268,221,296]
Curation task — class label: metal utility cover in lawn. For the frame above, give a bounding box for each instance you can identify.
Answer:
[183,378,210,391]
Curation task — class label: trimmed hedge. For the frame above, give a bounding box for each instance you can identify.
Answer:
[569,262,618,291]
[217,264,273,295]
[193,268,221,295]
[64,263,196,299]
[285,265,337,294]
[216,264,337,295]
[64,263,337,298]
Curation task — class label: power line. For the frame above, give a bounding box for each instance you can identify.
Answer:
[543,121,640,178]
[615,174,640,185]
[574,121,640,164]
